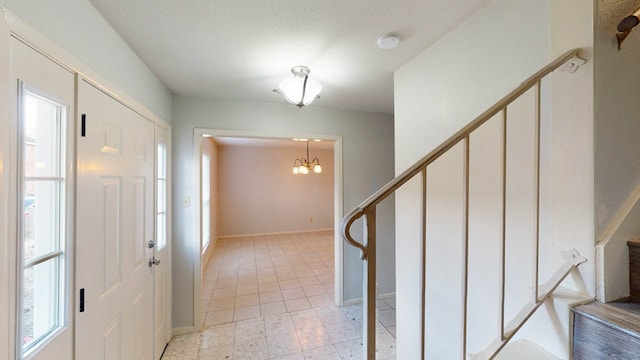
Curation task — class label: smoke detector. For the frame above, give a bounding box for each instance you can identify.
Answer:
[377,33,400,50]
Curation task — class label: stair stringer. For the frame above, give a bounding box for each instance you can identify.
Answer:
[506,287,592,360]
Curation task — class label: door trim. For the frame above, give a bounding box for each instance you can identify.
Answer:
[0,7,13,360]
[153,124,172,358]
[191,128,344,330]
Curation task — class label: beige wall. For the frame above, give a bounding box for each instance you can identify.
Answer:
[217,144,334,237]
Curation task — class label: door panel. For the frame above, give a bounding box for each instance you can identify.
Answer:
[76,79,154,360]
[104,315,122,359]
[102,177,122,292]
[133,177,147,268]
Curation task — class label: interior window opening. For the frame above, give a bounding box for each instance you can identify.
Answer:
[201,153,211,253]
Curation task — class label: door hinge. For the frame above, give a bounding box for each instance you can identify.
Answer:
[81,114,86,137]
[79,288,85,312]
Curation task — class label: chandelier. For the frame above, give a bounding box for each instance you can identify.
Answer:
[273,66,321,108]
[292,140,322,175]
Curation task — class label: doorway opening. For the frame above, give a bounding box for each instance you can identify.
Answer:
[192,129,344,328]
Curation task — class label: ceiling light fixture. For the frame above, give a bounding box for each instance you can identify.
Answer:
[274,66,321,108]
[292,140,322,175]
[377,33,400,50]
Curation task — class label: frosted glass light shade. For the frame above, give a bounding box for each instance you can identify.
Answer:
[274,66,321,107]
[277,77,321,106]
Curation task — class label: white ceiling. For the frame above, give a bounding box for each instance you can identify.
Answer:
[88,0,491,114]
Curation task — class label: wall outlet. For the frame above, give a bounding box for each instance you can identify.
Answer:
[182,195,190,208]
[309,217,313,223]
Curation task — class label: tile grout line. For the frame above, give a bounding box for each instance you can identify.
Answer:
[165,230,395,360]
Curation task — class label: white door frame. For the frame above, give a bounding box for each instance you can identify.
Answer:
[10,37,76,360]
[192,128,344,328]
[154,123,172,358]
[0,8,13,360]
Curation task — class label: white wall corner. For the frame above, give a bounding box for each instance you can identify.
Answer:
[595,243,606,302]
[594,180,640,302]
[171,326,199,337]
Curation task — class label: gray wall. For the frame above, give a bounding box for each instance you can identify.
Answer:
[171,95,395,328]
[593,0,640,301]
[594,1,640,237]
[0,0,172,121]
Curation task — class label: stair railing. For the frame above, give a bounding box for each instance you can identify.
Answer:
[340,48,587,360]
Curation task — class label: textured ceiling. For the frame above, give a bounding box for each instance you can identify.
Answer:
[88,0,491,114]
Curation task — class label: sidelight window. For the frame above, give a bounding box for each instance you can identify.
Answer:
[19,85,68,356]
[157,143,168,250]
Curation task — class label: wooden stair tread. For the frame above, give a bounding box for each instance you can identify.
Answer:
[608,301,640,316]
[573,302,640,339]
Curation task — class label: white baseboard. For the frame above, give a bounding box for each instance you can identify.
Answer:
[172,326,198,337]
[340,291,396,306]
[378,291,396,300]
[217,228,334,240]
[342,298,362,306]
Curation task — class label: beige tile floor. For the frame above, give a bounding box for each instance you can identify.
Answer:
[162,231,396,360]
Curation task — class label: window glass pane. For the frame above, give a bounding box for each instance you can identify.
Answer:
[157,214,166,249]
[23,94,62,178]
[157,143,167,250]
[157,179,166,213]
[22,258,62,352]
[23,180,61,263]
[157,144,166,179]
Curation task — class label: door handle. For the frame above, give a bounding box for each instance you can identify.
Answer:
[148,257,160,267]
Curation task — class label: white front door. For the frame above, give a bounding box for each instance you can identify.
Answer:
[153,125,171,358]
[75,79,155,359]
